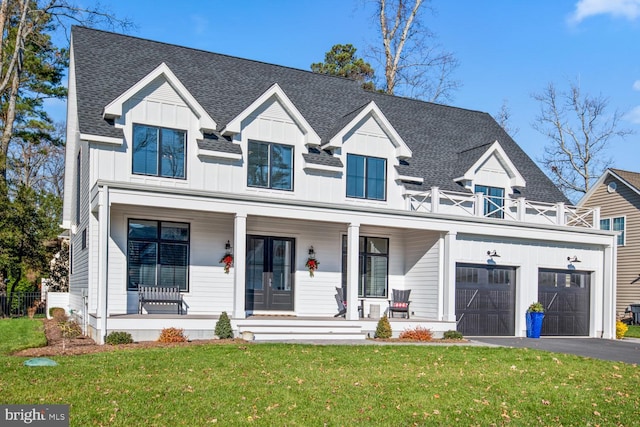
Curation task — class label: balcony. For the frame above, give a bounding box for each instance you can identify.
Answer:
[407,187,600,228]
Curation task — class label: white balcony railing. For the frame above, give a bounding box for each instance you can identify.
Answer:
[407,187,600,229]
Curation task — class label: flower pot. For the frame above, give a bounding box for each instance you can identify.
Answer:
[526,312,544,338]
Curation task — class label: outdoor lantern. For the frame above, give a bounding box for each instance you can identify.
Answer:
[308,246,315,259]
[225,240,232,255]
[487,250,500,258]
[567,255,581,263]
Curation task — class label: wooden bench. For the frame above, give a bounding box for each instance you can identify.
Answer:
[138,286,184,314]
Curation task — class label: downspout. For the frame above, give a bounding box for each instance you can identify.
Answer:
[98,185,110,344]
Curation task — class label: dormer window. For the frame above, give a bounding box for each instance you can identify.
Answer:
[247,140,293,191]
[475,185,504,219]
[347,154,386,200]
[132,124,186,179]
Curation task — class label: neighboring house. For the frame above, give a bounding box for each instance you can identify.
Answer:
[579,168,640,318]
[62,27,617,343]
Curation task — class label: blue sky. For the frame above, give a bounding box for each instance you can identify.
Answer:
[58,0,640,172]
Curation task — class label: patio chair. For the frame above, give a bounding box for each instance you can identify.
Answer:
[334,287,363,318]
[388,289,411,318]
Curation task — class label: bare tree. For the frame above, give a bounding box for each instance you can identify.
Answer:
[371,0,460,103]
[494,99,519,137]
[7,121,65,197]
[532,81,632,200]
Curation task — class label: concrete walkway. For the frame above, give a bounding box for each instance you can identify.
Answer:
[470,337,640,364]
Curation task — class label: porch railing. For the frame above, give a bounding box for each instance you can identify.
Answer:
[407,187,600,229]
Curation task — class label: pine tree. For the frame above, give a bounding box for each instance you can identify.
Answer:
[215,311,233,339]
[375,314,392,339]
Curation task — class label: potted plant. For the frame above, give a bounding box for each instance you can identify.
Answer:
[526,302,545,338]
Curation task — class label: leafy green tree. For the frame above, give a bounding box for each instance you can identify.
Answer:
[0,183,59,315]
[0,0,132,187]
[311,44,376,90]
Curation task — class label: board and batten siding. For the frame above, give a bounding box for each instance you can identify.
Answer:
[582,176,640,316]
[70,142,91,310]
[402,230,441,319]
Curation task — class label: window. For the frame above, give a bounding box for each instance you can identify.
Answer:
[247,141,293,190]
[132,124,186,179]
[341,236,389,298]
[538,269,590,289]
[475,185,505,218]
[346,154,386,200]
[600,217,625,245]
[127,219,189,291]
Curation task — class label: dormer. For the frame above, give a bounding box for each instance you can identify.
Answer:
[323,101,412,160]
[103,62,217,137]
[221,83,321,147]
[455,140,526,190]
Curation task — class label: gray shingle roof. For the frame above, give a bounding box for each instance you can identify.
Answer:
[197,133,241,155]
[71,26,567,204]
[303,149,344,168]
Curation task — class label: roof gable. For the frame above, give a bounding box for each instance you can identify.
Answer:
[222,83,321,146]
[455,140,526,188]
[103,62,217,132]
[324,101,412,159]
[578,168,640,205]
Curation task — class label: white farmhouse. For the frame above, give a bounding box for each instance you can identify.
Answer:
[63,27,617,343]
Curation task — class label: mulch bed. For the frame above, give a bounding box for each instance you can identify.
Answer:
[12,319,241,357]
[12,319,468,357]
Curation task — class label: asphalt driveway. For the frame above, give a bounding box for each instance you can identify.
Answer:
[471,337,640,364]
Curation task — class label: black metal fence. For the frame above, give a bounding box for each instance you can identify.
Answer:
[0,292,46,318]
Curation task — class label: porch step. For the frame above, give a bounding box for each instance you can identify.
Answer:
[234,319,366,341]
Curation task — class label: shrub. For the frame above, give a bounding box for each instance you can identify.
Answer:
[59,320,82,338]
[374,315,392,339]
[50,307,66,321]
[399,326,433,341]
[616,320,628,339]
[158,327,187,343]
[443,330,464,340]
[106,331,134,345]
[215,311,233,339]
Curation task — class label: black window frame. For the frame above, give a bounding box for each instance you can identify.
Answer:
[126,219,190,291]
[247,140,294,191]
[341,235,389,298]
[346,154,387,201]
[132,124,187,179]
[475,184,505,219]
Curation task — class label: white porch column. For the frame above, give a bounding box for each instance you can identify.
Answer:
[441,231,457,322]
[97,185,110,344]
[430,186,440,213]
[233,213,247,319]
[517,197,526,222]
[556,202,565,226]
[602,242,617,339]
[346,223,360,320]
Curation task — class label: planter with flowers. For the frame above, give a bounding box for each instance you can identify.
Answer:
[526,302,545,338]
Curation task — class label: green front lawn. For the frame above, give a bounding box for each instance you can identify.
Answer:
[0,318,47,354]
[625,324,640,338]
[2,338,638,426]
